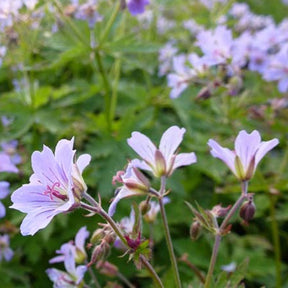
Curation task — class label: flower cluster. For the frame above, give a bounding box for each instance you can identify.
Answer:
[163,1,288,98]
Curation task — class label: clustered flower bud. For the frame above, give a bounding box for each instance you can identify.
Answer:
[88,224,116,266]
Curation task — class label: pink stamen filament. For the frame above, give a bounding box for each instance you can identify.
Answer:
[44,182,67,201]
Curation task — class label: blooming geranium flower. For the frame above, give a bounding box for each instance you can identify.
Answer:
[0,234,14,262]
[0,181,10,218]
[127,126,197,177]
[47,245,87,288]
[10,138,91,236]
[126,0,150,16]
[50,226,90,264]
[208,130,279,181]
[108,163,150,216]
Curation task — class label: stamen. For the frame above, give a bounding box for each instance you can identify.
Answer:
[44,182,67,201]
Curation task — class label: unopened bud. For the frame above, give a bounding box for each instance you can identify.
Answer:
[139,200,151,215]
[196,86,211,100]
[240,197,256,224]
[88,241,110,266]
[211,204,231,218]
[91,228,105,244]
[190,221,201,241]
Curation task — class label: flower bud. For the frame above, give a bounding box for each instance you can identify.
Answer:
[91,228,105,244]
[89,241,110,266]
[196,86,211,100]
[240,196,256,224]
[211,204,231,218]
[190,221,201,241]
[139,200,151,215]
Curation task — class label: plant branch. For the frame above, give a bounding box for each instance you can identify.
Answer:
[158,177,182,288]
[139,255,164,288]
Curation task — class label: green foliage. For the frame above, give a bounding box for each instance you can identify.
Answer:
[1,0,288,287]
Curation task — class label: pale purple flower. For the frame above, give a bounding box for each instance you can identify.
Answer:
[10,138,91,236]
[208,130,279,181]
[0,152,18,173]
[0,181,10,218]
[229,3,250,19]
[108,163,150,216]
[167,55,195,98]
[127,126,197,177]
[74,0,103,28]
[248,49,270,74]
[263,45,288,93]
[50,226,89,264]
[195,26,234,66]
[126,0,150,16]
[158,42,178,77]
[0,234,13,262]
[47,245,87,288]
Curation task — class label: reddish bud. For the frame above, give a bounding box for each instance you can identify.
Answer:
[240,196,256,224]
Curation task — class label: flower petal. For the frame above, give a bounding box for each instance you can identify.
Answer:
[108,187,143,216]
[173,152,197,170]
[0,202,6,218]
[0,181,10,199]
[235,130,261,172]
[76,154,91,173]
[75,226,89,253]
[19,208,59,236]
[0,153,18,173]
[159,126,186,163]
[208,139,236,174]
[255,138,279,168]
[127,132,156,166]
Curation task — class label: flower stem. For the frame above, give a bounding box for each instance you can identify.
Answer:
[80,201,128,247]
[204,181,249,288]
[117,271,136,288]
[269,194,282,288]
[87,265,101,288]
[99,1,121,45]
[158,177,182,288]
[204,234,221,288]
[139,255,164,288]
[220,181,248,230]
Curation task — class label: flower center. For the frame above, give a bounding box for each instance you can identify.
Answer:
[44,182,68,201]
